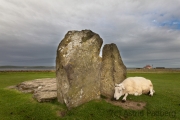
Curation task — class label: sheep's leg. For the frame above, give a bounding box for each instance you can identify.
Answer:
[122,93,128,102]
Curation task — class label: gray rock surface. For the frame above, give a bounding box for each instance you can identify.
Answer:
[16,78,57,102]
[56,30,103,108]
[100,43,126,98]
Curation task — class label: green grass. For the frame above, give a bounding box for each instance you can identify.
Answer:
[0,72,179,120]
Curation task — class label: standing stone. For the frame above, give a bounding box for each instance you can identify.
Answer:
[100,43,126,98]
[56,30,103,109]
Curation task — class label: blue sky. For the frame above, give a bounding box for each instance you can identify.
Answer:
[160,19,180,29]
[0,0,180,68]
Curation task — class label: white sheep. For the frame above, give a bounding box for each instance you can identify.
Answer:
[114,77,155,102]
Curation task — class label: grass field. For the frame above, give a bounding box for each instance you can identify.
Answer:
[0,72,179,120]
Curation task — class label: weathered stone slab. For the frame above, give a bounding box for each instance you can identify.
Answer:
[56,30,103,108]
[100,43,126,98]
[16,78,57,102]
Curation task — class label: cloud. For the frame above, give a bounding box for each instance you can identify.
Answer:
[0,0,180,67]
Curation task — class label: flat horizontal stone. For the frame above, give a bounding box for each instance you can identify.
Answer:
[16,78,57,102]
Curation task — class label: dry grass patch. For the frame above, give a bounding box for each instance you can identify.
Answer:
[105,99,146,110]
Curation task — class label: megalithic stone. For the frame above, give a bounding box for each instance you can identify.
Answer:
[56,30,103,109]
[100,43,126,98]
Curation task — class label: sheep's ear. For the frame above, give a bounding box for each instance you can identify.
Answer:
[122,85,125,90]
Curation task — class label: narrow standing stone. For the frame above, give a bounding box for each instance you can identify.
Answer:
[100,43,126,98]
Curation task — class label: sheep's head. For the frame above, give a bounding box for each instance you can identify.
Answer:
[114,83,125,100]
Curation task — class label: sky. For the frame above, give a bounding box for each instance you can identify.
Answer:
[0,0,180,68]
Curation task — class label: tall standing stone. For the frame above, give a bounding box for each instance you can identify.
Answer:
[100,43,126,98]
[56,30,103,109]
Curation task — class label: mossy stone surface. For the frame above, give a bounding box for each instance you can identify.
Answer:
[56,30,103,109]
[100,43,126,98]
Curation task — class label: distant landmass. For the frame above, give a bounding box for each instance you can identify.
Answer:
[0,66,180,71]
[0,66,55,71]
